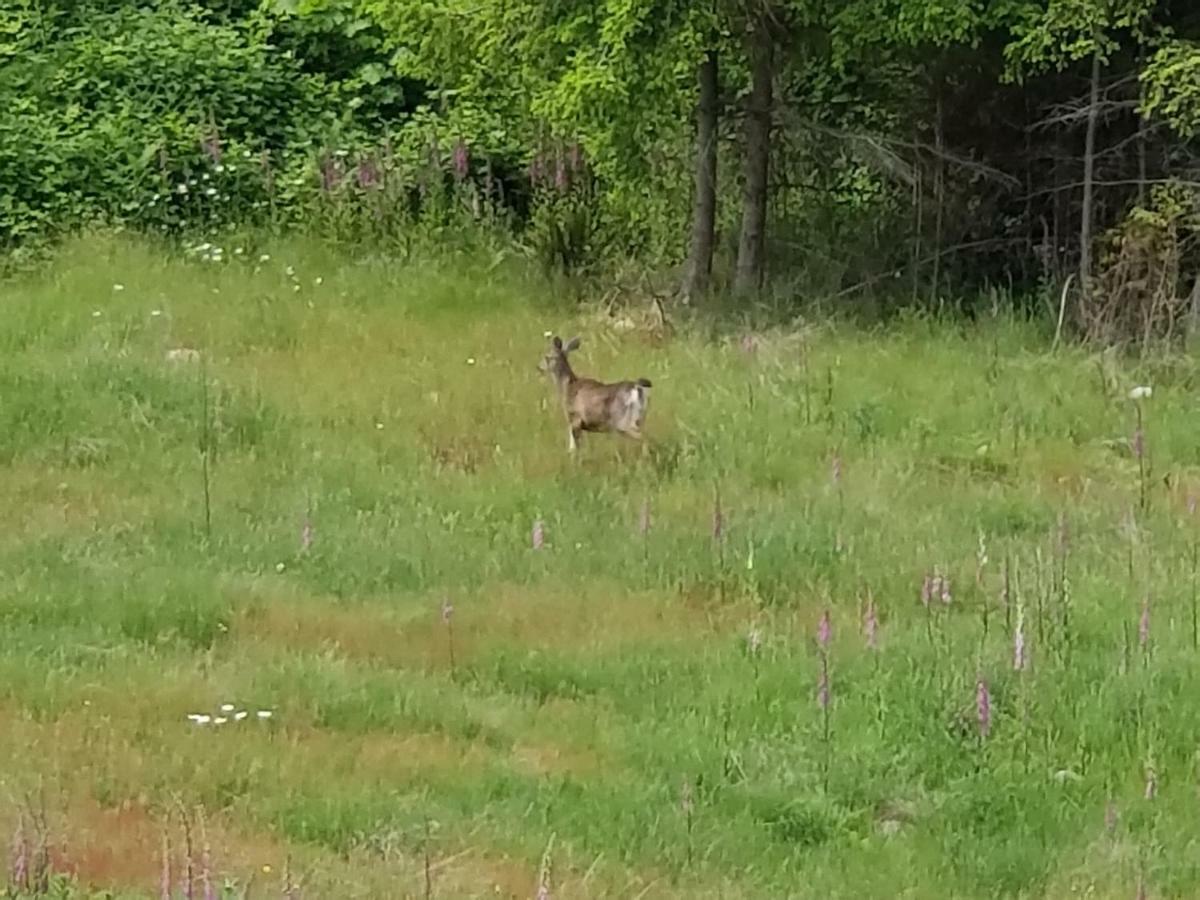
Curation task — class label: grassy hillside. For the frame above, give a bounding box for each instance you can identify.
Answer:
[4,235,1200,898]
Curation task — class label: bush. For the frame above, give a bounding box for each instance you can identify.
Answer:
[0,1,333,246]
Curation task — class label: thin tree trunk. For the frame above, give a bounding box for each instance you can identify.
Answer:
[1051,151,1062,283]
[682,49,719,300]
[734,9,773,296]
[931,84,944,306]
[1024,93,1034,280]
[1080,48,1102,301]
[1137,128,1147,208]
[1137,49,1147,209]
[911,140,922,303]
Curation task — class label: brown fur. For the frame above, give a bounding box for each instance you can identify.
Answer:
[538,335,652,453]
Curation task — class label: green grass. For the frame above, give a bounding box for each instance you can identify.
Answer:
[4,232,1200,898]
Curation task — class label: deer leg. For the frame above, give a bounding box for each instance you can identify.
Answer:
[568,426,581,453]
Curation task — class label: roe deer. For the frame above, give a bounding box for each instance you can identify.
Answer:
[537,335,652,453]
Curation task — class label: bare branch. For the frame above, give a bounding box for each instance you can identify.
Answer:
[786,115,1022,190]
[1018,177,1200,202]
[1030,98,1141,131]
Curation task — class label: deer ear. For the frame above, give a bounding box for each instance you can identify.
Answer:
[552,336,563,350]
[564,336,581,352]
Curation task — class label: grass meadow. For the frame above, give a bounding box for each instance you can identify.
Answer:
[6,234,1200,898]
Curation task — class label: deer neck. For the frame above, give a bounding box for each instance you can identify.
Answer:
[553,359,576,396]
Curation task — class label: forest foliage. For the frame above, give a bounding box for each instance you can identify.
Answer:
[3,0,1200,336]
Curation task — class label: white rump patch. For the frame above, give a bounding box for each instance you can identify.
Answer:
[619,385,648,431]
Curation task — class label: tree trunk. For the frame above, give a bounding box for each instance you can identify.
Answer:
[681,49,719,301]
[1137,49,1147,209]
[1079,48,1101,301]
[1023,93,1034,281]
[911,135,922,303]
[733,9,773,296]
[931,83,944,305]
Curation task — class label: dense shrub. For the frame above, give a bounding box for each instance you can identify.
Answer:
[0,2,338,246]
[0,0,571,262]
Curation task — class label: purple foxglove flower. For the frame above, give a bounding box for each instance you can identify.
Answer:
[976,677,991,739]
[452,138,469,181]
[817,609,831,649]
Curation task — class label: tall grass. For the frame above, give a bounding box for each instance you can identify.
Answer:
[4,233,1200,897]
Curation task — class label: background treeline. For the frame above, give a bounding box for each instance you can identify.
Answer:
[4,0,1200,340]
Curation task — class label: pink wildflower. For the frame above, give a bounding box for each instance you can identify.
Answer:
[159,831,171,900]
[11,817,28,892]
[976,677,991,739]
[356,156,381,189]
[532,518,545,550]
[452,138,469,181]
[817,609,831,649]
